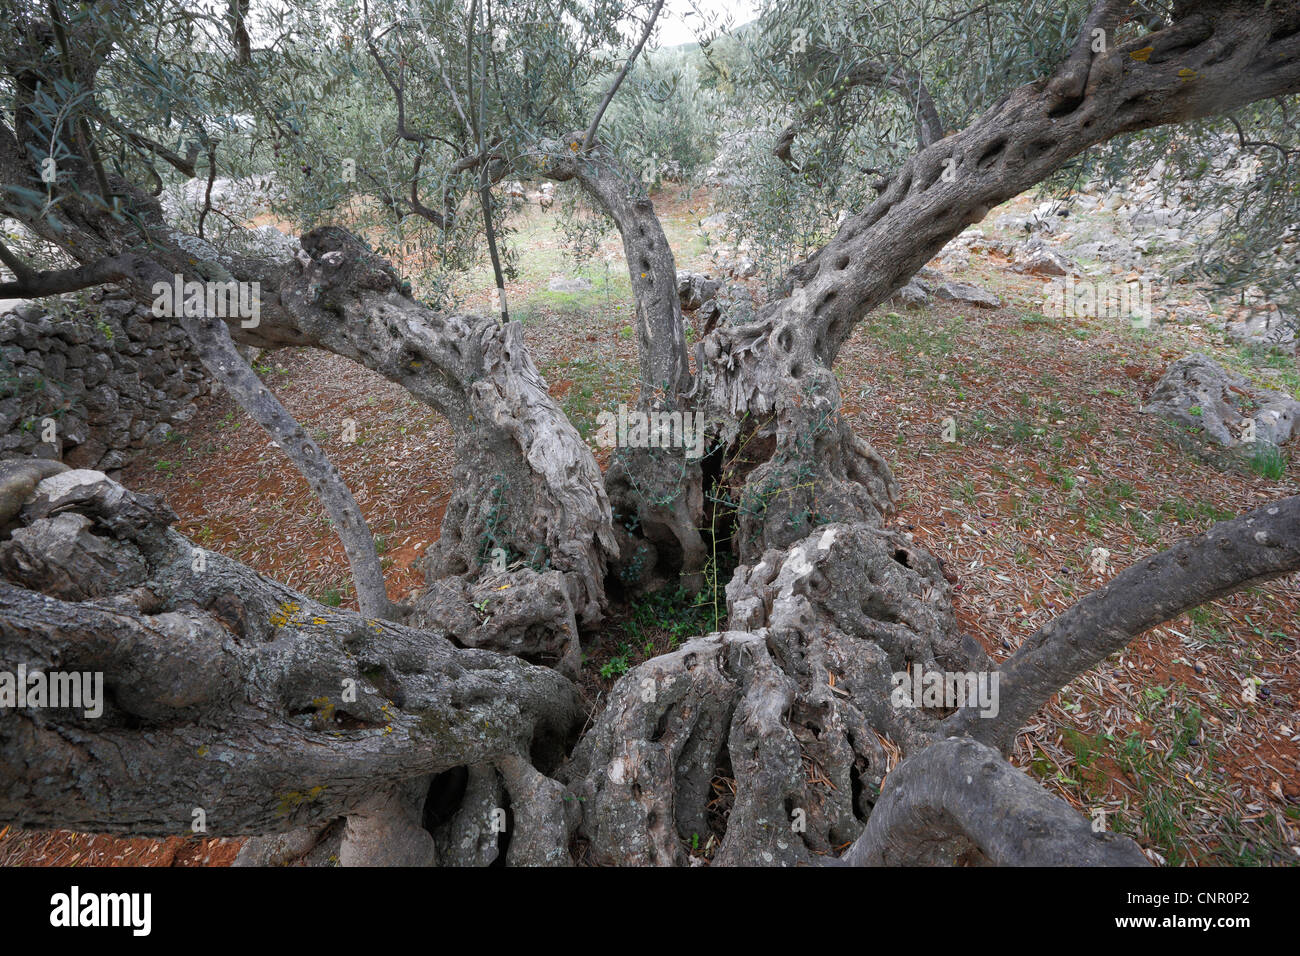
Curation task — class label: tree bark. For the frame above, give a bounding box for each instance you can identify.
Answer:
[276,228,616,635]
[544,140,692,404]
[767,1,1300,365]
[838,737,1149,866]
[543,141,705,588]
[0,469,581,835]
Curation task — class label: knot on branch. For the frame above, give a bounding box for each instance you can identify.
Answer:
[0,463,177,600]
[298,227,404,297]
[534,132,594,182]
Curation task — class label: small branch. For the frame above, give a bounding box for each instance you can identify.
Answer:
[404,150,448,228]
[0,238,35,283]
[365,34,433,144]
[1227,114,1294,169]
[468,0,507,322]
[582,0,667,152]
[0,249,130,297]
[229,0,252,65]
[466,0,480,143]
[94,110,200,178]
[196,144,218,239]
[479,180,508,323]
[773,58,944,171]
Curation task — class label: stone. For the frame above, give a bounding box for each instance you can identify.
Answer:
[891,278,930,308]
[677,272,722,312]
[730,256,758,279]
[1141,352,1300,448]
[547,276,592,293]
[1012,239,1074,277]
[934,281,1002,309]
[64,438,108,470]
[1225,309,1295,349]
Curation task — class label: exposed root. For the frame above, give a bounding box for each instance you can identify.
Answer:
[562,520,996,865]
[839,737,1149,866]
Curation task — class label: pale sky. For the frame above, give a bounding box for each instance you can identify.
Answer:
[656,0,759,47]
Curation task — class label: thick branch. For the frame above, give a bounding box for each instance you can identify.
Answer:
[0,471,580,835]
[48,251,398,621]
[1046,0,1135,114]
[762,1,1300,365]
[946,495,1300,750]
[277,228,615,626]
[545,142,690,403]
[0,248,131,298]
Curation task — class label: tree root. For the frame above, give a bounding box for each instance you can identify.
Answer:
[838,737,1149,866]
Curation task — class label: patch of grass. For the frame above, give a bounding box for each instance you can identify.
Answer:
[1248,443,1287,479]
[866,311,965,359]
[589,585,719,681]
[1006,417,1038,444]
[955,478,977,504]
[1019,311,1059,330]
[1226,344,1300,399]
[1060,725,1111,792]
[619,585,718,650]
[599,645,631,679]
[540,355,637,440]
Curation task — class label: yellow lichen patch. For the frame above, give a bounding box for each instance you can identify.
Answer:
[312,696,335,722]
[270,601,304,629]
[275,785,328,817]
[1130,46,1153,61]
